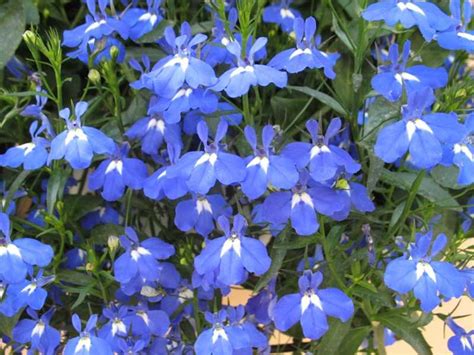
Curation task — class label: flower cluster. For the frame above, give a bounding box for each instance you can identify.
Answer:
[0,0,472,354]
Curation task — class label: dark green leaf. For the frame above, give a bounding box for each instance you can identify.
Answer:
[22,0,39,24]
[63,195,103,222]
[3,170,30,213]
[317,318,352,355]
[47,169,70,214]
[366,151,385,194]
[287,86,347,115]
[430,165,463,190]
[0,0,25,70]
[0,311,22,338]
[375,312,432,355]
[381,170,461,211]
[338,326,371,355]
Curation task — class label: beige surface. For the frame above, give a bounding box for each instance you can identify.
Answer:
[224,287,474,354]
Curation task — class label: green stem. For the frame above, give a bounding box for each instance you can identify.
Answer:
[373,321,387,355]
[243,94,253,126]
[124,188,133,226]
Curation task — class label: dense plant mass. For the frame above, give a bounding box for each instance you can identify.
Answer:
[0,0,473,354]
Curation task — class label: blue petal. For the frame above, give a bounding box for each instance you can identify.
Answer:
[268,155,298,189]
[187,159,217,194]
[215,152,246,185]
[114,253,138,284]
[281,142,311,169]
[15,238,53,266]
[240,236,271,275]
[384,258,418,293]
[272,294,302,331]
[431,261,465,299]
[413,274,440,312]
[409,127,442,168]
[141,238,175,259]
[301,304,329,339]
[195,329,213,355]
[241,160,269,200]
[82,127,115,155]
[254,64,287,88]
[290,198,319,236]
[318,288,354,322]
[65,135,94,169]
[174,199,198,232]
[371,72,403,102]
[218,245,245,285]
[262,192,292,225]
[375,120,410,163]
[194,237,226,275]
[350,183,375,213]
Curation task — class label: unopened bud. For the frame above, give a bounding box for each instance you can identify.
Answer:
[88,69,101,84]
[107,235,120,252]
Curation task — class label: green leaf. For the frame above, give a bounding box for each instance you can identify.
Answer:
[287,86,347,115]
[375,312,432,355]
[273,234,318,250]
[366,151,385,194]
[430,165,463,190]
[0,0,25,70]
[331,14,355,52]
[359,98,400,144]
[254,229,288,293]
[22,0,39,24]
[47,169,70,214]
[380,170,461,211]
[57,270,96,287]
[63,195,103,222]
[317,318,352,355]
[0,311,22,338]
[3,170,30,213]
[122,94,148,126]
[338,326,371,355]
[136,20,174,43]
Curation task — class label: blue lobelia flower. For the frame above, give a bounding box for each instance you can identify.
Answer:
[174,193,232,237]
[262,0,301,32]
[182,102,243,136]
[88,143,148,201]
[272,271,354,339]
[211,37,288,97]
[64,314,113,355]
[194,214,271,286]
[12,308,60,355]
[446,317,474,355]
[21,89,54,137]
[63,0,128,44]
[195,310,233,355]
[246,278,277,325]
[122,0,163,41]
[0,213,54,284]
[49,101,115,169]
[241,125,298,199]
[269,17,340,79]
[375,88,464,169]
[309,174,375,221]
[437,0,474,53]
[202,9,239,67]
[442,112,474,185]
[148,87,218,124]
[262,171,321,236]
[371,41,448,102]
[282,118,360,182]
[384,230,466,312]
[125,110,182,155]
[113,227,175,285]
[8,269,55,313]
[0,121,49,170]
[81,204,120,230]
[124,301,170,337]
[225,305,267,352]
[143,144,188,201]
[140,22,217,97]
[98,305,129,350]
[362,0,454,41]
[168,120,246,195]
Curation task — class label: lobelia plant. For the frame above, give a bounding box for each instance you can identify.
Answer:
[0,0,472,354]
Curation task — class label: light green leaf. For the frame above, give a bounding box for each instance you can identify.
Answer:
[317,318,352,355]
[0,0,25,70]
[287,85,347,115]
